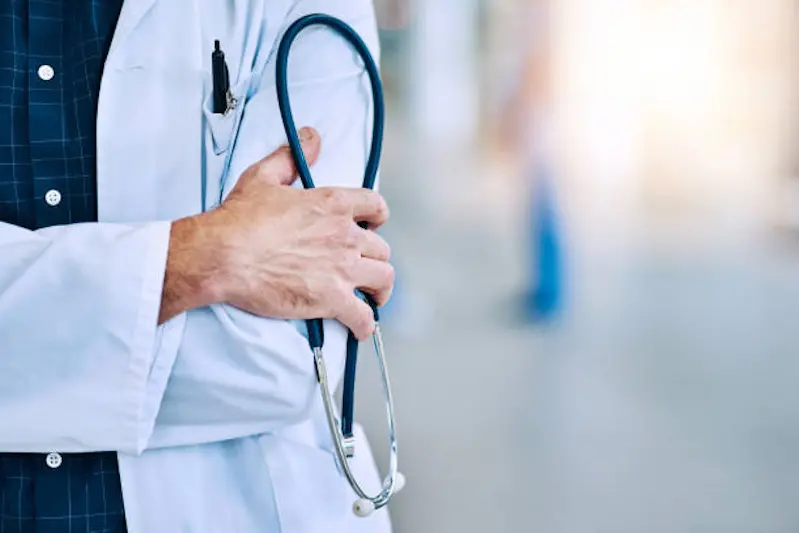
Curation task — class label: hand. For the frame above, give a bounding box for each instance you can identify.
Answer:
[162,127,393,339]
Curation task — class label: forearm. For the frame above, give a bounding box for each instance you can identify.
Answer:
[147,200,327,449]
[0,211,314,453]
[145,306,337,449]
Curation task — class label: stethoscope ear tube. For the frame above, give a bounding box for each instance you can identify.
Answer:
[275,14,385,192]
[275,13,403,516]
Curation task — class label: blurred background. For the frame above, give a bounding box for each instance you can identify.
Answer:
[355,0,799,531]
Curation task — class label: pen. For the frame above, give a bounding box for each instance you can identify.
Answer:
[212,40,230,114]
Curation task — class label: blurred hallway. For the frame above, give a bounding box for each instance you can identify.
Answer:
[351,116,799,533]
[354,1,799,531]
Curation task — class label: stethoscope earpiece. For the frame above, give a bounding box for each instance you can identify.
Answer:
[393,472,406,493]
[352,472,405,517]
[353,498,375,517]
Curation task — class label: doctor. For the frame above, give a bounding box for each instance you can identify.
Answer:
[0,0,394,532]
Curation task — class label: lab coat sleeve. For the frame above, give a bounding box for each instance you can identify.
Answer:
[0,221,172,454]
[145,0,381,449]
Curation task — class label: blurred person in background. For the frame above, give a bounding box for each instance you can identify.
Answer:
[0,1,395,532]
[500,0,564,322]
[373,0,412,30]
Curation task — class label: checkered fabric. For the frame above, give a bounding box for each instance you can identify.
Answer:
[0,0,123,229]
[0,1,127,532]
[0,454,126,533]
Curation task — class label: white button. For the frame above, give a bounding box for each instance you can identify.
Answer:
[44,189,61,206]
[45,452,62,469]
[38,65,55,81]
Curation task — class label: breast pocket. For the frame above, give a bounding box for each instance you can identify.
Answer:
[201,74,251,212]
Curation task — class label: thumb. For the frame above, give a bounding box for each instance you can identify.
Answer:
[258,126,321,186]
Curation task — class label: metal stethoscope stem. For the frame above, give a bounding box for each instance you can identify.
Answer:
[276,13,405,517]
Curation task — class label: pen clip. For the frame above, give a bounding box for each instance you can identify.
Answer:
[223,59,237,115]
[225,88,238,115]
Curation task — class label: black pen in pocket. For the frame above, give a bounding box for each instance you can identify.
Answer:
[211,40,230,114]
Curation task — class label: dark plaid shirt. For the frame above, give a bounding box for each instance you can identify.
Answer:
[0,1,126,532]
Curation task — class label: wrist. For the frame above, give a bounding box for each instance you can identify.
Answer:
[162,212,228,318]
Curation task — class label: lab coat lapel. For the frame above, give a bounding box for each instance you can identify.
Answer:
[96,0,206,223]
[106,0,159,62]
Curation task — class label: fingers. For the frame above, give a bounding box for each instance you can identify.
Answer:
[351,190,390,228]
[356,225,391,261]
[334,255,395,338]
[352,258,395,307]
[258,127,322,186]
[318,188,389,228]
[335,295,376,341]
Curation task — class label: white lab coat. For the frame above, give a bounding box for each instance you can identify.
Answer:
[0,0,392,531]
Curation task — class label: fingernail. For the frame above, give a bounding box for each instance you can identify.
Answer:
[299,128,312,142]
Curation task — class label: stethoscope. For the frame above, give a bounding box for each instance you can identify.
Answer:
[275,13,405,518]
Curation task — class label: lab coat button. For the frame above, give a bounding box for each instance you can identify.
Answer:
[45,452,62,469]
[44,189,61,206]
[38,65,55,81]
